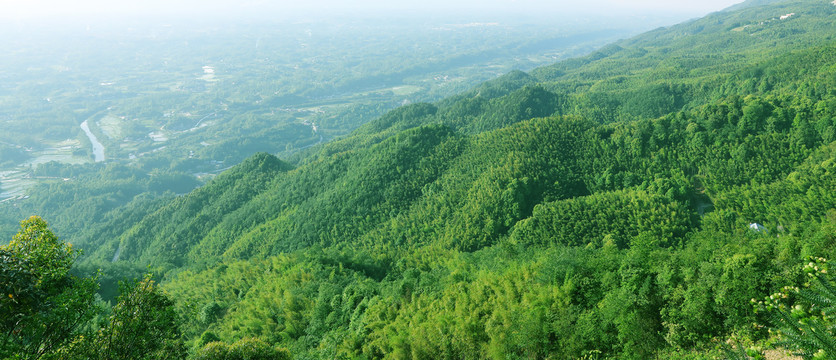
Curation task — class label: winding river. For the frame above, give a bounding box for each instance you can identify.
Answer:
[80,120,105,162]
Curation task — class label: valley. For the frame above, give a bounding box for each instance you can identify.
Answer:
[2,0,836,359]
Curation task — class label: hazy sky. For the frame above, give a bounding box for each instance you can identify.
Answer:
[0,0,746,21]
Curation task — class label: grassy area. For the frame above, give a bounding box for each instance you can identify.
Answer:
[99,115,124,140]
[391,85,424,96]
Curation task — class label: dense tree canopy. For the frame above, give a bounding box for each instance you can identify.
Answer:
[3,0,836,358]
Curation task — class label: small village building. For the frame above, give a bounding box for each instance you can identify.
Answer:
[749,223,767,232]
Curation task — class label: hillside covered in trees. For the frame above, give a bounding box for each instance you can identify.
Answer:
[4,0,836,358]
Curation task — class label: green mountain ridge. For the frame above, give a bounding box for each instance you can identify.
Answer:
[24,0,836,358]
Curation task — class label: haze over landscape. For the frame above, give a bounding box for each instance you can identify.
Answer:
[2,0,836,359]
[1,0,745,19]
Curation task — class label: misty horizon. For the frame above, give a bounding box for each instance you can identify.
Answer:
[1,0,746,24]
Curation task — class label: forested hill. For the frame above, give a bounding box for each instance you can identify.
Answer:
[50,0,836,358]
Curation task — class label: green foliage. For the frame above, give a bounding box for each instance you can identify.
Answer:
[0,216,98,359]
[0,144,29,167]
[511,189,694,248]
[756,257,836,359]
[193,338,290,360]
[70,275,186,360]
[0,217,191,359]
[114,27,836,356]
[5,1,836,358]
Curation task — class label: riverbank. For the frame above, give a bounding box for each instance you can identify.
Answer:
[80,120,105,162]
